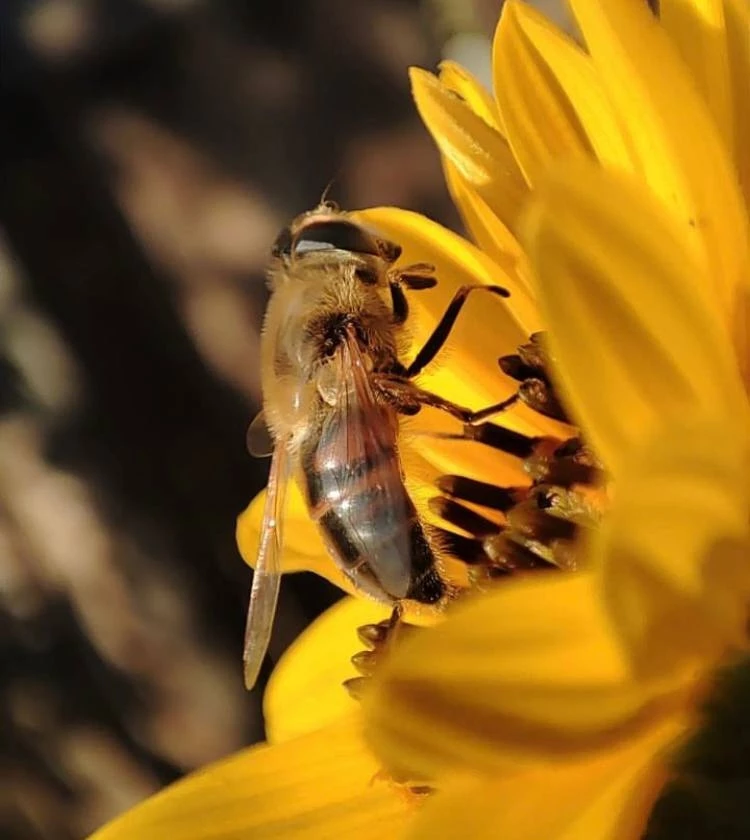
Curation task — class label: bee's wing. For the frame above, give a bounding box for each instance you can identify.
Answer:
[243,439,291,690]
[324,329,412,599]
[246,410,274,458]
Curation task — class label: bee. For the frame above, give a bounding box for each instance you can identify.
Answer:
[243,203,512,689]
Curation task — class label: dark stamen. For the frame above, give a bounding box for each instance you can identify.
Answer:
[506,503,578,543]
[436,475,523,512]
[434,527,488,565]
[357,621,390,647]
[518,379,571,423]
[428,496,499,538]
[462,422,538,458]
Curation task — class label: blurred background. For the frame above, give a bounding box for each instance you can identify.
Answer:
[0,0,536,836]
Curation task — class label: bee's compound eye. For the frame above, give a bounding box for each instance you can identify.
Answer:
[293,221,381,257]
[271,226,293,258]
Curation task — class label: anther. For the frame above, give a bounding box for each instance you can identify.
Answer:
[357,621,391,648]
[518,379,571,423]
[351,650,379,676]
[506,501,578,543]
[482,532,555,573]
[343,677,368,700]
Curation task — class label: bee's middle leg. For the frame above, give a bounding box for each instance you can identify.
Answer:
[374,375,517,423]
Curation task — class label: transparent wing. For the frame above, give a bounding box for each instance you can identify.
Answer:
[318,329,412,599]
[246,410,274,458]
[243,440,290,690]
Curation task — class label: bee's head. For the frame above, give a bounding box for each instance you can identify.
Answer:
[271,213,401,269]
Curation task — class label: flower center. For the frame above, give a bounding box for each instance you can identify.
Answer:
[430,331,603,581]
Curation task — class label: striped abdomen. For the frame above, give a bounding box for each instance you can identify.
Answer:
[300,397,444,605]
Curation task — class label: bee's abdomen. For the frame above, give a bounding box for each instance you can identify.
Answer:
[301,418,444,605]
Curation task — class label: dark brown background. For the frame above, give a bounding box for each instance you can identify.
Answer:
[0,0,491,836]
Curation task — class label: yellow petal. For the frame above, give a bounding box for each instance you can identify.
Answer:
[568,0,749,333]
[598,418,750,678]
[352,207,545,438]
[364,573,687,781]
[723,0,750,210]
[265,597,391,744]
[491,0,594,188]
[89,716,412,840]
[437,60,502,132]
[408,716,685,840]
[409,68,530,236]
[523,162,745,476]
[660,0,734,161]
[501,0,637,174]
[441,157,526,281]
[236,486,359,596]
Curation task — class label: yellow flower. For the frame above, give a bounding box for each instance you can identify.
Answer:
[88,0,750,838]
[364,162,750,839]
[361,0,750,836]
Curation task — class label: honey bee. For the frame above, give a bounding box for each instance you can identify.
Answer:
[243,203,512,689]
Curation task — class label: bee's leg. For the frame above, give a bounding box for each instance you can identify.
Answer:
[374,375,518,423]
[405,284,509,378]
[388,264,438,325]
[389,282,409,325]
[388,262,439,291]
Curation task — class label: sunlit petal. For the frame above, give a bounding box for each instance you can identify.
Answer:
[89,716,411,840]
[441,158,526,281]
[491,0,593,187]
[524,162,745,475]
[265,597,391,744]
[568,0,749,334]
[409,68,530,236]
[437,60,502,131]
[597,418,750,678]
[364,573,688,781]
[408,717,684,840]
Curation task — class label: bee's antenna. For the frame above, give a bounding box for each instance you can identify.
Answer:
[318,172,342,211]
